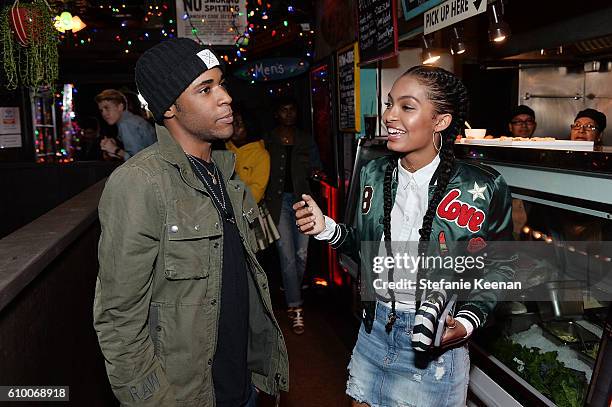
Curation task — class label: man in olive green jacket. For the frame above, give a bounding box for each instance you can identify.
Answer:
[93,39,288,406]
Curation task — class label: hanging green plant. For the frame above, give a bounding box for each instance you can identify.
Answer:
[1,0,58,90]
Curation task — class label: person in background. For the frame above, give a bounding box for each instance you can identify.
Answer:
[570,108,606,146]
[508,105,537,138]
[264,96,313,335]
[95,89,156,161]
[226,103,270,203]
[120,87,149,119]
[75,116,104,160]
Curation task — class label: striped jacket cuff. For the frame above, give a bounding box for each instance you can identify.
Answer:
[455,303,486,331]
[330,224,347,248]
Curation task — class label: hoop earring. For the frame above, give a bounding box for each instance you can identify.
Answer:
[433,131,442,153]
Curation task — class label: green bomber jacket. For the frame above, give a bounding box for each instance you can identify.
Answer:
[94,125,288,406]
[328,155,516,333]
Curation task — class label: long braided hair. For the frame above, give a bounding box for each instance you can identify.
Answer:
[382,66,468,323]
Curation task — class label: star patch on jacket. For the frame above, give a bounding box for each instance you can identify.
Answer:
[467,182,487,201]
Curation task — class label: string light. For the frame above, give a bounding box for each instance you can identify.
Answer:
[58,1,175,52]
[58,1,313,64]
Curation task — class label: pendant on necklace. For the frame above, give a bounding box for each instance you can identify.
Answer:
[211,176,217,185]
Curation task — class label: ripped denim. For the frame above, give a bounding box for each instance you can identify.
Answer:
[346,302,470,407]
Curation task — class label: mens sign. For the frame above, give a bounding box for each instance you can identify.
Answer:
[424,0,486,35]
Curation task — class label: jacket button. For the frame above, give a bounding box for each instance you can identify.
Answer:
[210,299,217,305]
[281,378,287,385]
[280,166,284,170]
[215,223,219,229]
[213,242,219,248]
[235,185,240,190]
[194,224,200,231]
[247,208,254,216]
[156,326,161,331]
[170,225,179,233]
[208,359,212,366]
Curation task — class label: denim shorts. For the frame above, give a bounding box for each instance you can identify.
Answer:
[346,302,470,407]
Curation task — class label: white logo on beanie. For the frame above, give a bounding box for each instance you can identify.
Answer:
[196,49,220,69]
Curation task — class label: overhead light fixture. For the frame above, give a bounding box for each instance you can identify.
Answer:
[54,11,87,33]
[488,2,510,43]
[450,26,466,55]
[421,35,440,65]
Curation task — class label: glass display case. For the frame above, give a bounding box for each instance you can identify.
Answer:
[339,141,611,406]
[31,87,58,163]
[455,144,612,407]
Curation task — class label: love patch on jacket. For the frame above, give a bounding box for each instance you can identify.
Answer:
[436,189,486,233]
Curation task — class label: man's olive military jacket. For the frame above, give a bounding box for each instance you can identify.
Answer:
[94,125,288,406]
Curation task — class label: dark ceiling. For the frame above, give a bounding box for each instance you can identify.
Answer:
[36,0,315,83]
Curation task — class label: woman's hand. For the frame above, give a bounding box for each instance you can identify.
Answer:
[440,315,468,348]
[292,194,325,235]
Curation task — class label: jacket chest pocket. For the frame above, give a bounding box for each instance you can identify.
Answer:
[164,198,222,282]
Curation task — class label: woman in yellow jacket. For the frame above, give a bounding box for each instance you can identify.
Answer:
[226,104,270,203]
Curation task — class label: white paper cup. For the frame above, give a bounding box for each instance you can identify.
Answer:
[465,129,486,139]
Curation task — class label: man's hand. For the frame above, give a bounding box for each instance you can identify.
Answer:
[100,137,118,153]
[440,315,468,348]
[292,194,325,235]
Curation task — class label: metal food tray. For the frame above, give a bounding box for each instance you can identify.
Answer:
[575,342,600,366]
[539,320,600,345]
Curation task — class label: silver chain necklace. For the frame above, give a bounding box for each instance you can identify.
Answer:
[186,154,228,214]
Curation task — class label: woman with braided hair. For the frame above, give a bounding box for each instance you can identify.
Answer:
[294,65,514,406]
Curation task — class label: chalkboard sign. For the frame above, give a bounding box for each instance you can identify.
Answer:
[358,0,399,64]
[337,43,361,132]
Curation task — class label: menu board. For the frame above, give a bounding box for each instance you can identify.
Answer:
[358,0,399,64]
[337,43,361,132]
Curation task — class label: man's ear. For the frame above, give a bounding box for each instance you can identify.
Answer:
[434,113,452,132]
[163,104,177,121]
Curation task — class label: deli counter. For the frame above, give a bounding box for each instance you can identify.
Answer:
[340,139,612,407]
[454,143,611,407]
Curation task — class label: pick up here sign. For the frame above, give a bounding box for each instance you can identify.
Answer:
[424,0,487,34]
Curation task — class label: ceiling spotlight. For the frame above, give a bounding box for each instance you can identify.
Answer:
[488,2,510,43]
[421,35,440,65]
[450,26,466,55]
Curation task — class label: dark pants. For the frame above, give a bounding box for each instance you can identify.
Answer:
[244,385,259,407]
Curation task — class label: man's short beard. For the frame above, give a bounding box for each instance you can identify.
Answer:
[172,103,232,142]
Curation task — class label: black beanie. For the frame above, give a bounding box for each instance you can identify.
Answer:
[135,38,223,124]
[575,108,606,131]
[510,105,535,121]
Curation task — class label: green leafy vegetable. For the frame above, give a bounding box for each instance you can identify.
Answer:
[489,337,587,407]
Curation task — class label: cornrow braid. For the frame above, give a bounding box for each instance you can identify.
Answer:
[402,66,469,302]
[383,155,398,331]
[379,66,469,334]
